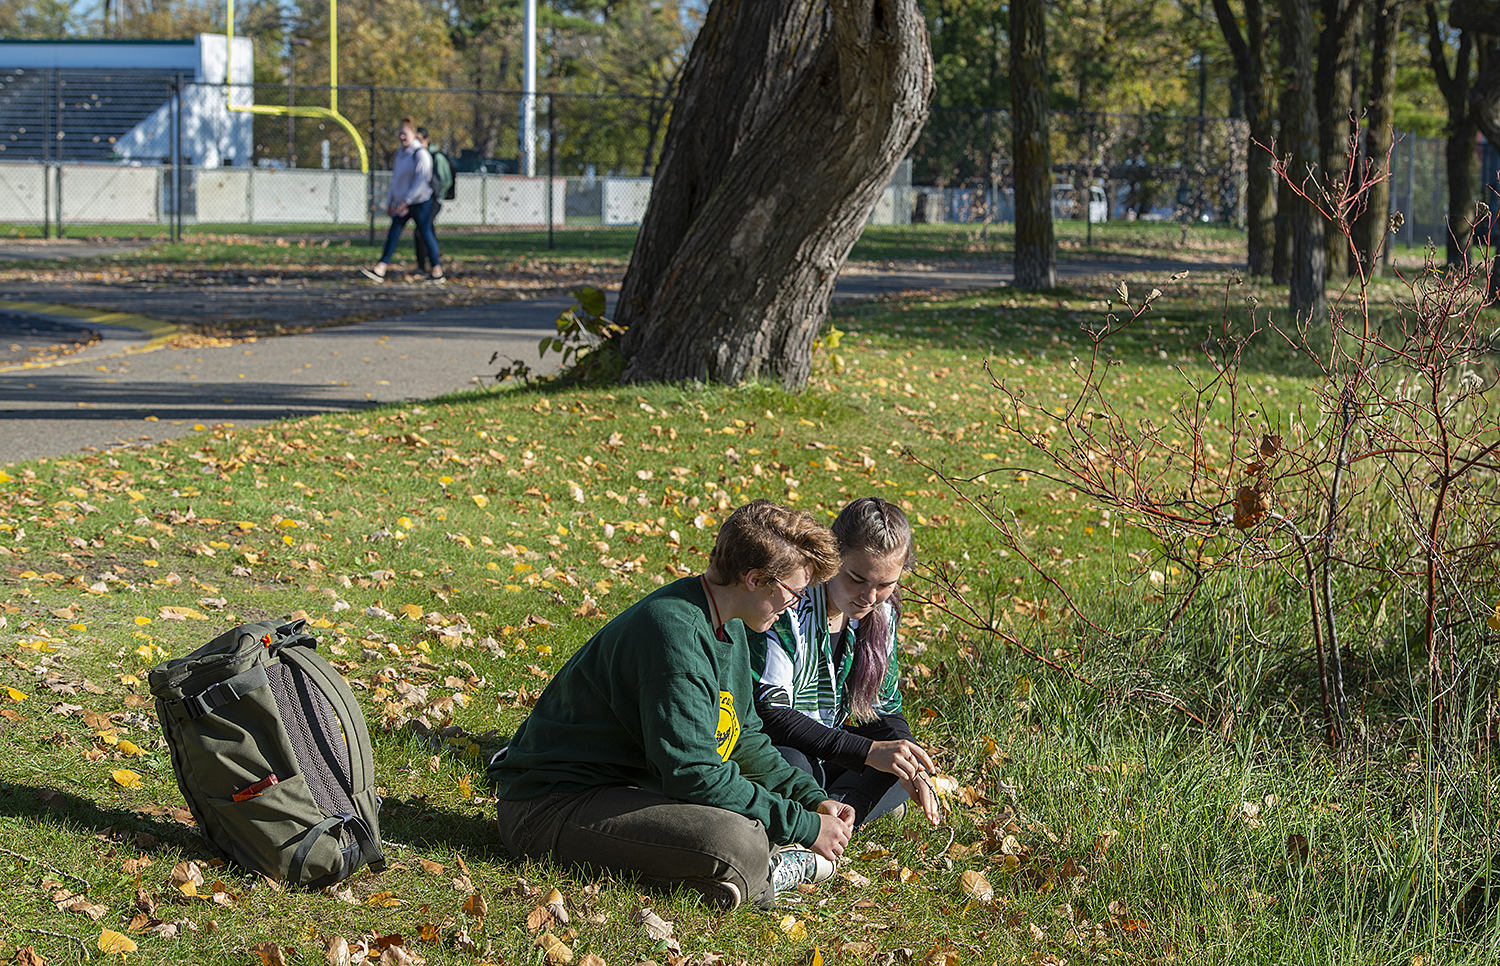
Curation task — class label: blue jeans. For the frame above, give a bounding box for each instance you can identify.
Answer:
[378,197,440,268]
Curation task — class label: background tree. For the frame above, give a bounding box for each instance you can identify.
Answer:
[1213,0,1276,275]
[1351,0,1405,277]
[1281,0,1326,321]
[1315,0,1364,280]
[1010,0,1055,289]
[1426,1,1479,267]
[614,0,933,389]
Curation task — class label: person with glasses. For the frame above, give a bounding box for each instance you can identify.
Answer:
[750,497,941,829]
[488,500,856,909]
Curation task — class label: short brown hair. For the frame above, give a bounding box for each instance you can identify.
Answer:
[706,499,838,587]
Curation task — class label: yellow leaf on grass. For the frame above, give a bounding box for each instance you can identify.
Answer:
[111,769,143,789]
[399,604,424,621]
[159,606,209,621]
[4,687,26,702]
[458,775,473,799]
[778,915,807,942]
[472,494,489,508]
[959,869,994,903]
[463,893,488,918]
[133,616,152,626]
[363,891,403,907]
[116,740,146,757]
[809,948,823,966]
[98,929,138,954]
[535,932,573,965]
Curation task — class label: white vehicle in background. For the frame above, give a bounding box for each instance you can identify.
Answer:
[1052,183,1108,223]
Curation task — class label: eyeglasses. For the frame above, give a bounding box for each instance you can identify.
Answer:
[771,576,808,606]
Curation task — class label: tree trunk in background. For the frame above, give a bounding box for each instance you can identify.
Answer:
[614,0,933,389]
[1010,0,1055,289]
[1317,0,1363,282]
[1427,2,1476,267]
[1272,79,1296,285]
[1351,0,1402,278]
[1213,0,1277,276]
[1283,0,1327,321]
[1469,37,1500,299]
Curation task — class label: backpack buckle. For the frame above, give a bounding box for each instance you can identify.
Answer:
[182,681,233,719]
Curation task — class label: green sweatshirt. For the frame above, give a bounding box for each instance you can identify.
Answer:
[487,576,828,846]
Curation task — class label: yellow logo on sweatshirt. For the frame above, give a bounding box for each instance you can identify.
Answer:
[716,691,740,761]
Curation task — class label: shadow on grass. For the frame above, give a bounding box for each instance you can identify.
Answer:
[0,780,206,855]
[0,782,509,869]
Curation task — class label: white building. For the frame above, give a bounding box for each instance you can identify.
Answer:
[0,35,254,167]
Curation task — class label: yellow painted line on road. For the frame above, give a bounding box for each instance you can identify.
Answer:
[0,299,178,373]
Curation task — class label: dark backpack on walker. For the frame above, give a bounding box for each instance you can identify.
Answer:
[149,619,386,887]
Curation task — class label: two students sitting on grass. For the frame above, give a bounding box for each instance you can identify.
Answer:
[486,497,938,908]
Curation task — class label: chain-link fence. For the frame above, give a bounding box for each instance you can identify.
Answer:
[1,68,1485,241]
[904,106,1251,228]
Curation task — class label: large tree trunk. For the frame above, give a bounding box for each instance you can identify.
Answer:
[1427,2,1477,267]
[614,0,933,389]
[1283,0,1327,321]
[1351,0,1402,278]
[1317,0,1364,282]
[1213,0,1277,276]
[1010,0,1055,289]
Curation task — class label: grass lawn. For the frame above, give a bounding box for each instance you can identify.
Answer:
[0,220,1251,272]
[0,276,1492,965]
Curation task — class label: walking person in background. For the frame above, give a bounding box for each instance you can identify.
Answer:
[750,497,941,829]
[361,117,443,283]
[413,127,447,282]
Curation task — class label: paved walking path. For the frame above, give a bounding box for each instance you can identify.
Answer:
[0,252,1232,464]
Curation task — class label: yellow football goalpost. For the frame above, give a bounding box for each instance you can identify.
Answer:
[223,0,370,173]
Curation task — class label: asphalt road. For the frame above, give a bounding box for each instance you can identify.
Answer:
[0,255,1230,464]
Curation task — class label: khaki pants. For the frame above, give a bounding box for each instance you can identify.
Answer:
[496,786,774,908]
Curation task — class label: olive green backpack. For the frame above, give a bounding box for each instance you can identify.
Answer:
[149,619,386,887]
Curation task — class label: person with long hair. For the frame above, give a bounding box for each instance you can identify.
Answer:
[751,497,940,827]
[361,117,443,282]
[488,500,855,909]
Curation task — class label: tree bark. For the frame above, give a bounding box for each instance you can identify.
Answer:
[1010,0,1055,289]
[1351,0,1402,278]
[1470,38,1500,299]
[1272,73,1296,285]
[614,0,933,389]
[1317,0,1364,282]
[1213,0,1277,276]
[1282,0,1327,321]
[1427,2,1477,267]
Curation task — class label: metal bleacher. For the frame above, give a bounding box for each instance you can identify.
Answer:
[0,68,176,162]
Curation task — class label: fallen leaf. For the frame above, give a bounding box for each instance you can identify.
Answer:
[535,932,573,965]
[14,946,46,966]
[635,908,674,941]
[778,915,807,942]
[4,687,26,702]
[527,905,555,931]
[418,858,445,875]
[463,893,487,917]
[252,942,289,966]
[97,929,138,955]
[578,956,606,966]
[325,935,351,966]
[960,869,994,904]
[111,769,143,789]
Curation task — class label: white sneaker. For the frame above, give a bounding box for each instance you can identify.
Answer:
[770,846,835,893]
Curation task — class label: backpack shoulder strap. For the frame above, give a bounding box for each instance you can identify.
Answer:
[277,644,375,795]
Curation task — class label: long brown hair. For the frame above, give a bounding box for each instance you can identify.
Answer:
[832,498,915,723]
